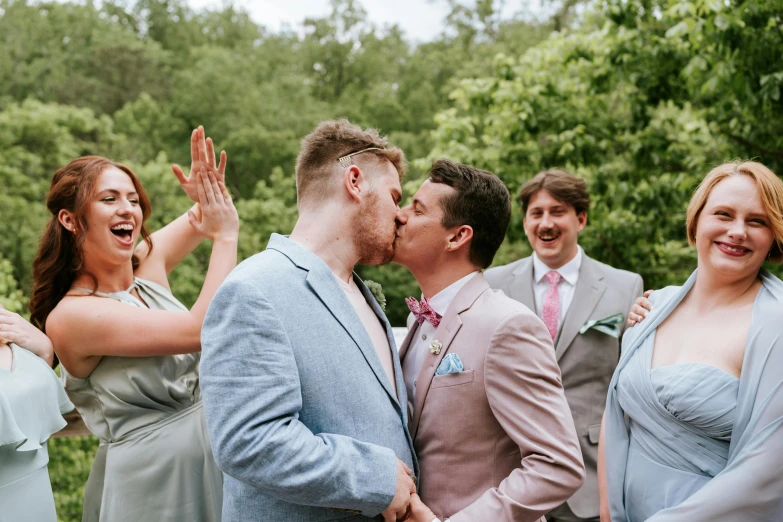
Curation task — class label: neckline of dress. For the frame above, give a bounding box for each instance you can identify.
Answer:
[645,331,740,382]
[72,280,136,299]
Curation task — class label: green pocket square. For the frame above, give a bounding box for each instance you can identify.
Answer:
[579,313,625,338]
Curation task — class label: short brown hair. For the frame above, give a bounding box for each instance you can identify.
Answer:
[519,169,590,216]
[428,159,511,269]
[686,160,783,263]
[295,119,405,203]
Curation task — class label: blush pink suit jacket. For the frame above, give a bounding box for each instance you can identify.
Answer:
[400,273,585,522]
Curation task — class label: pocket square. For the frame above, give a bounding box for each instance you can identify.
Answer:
[435,353,464,376]
[579,313,625,338]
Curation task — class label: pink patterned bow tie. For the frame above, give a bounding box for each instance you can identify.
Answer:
[406,297,442,328]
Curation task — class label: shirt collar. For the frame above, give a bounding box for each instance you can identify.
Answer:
[533,246,583,286]
[426,271,480,316]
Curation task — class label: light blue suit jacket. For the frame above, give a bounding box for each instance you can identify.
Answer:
[201,234,417,522]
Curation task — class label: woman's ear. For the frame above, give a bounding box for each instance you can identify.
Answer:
[58,209,77,233]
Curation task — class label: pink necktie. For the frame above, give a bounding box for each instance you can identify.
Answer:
[543,271,562,340]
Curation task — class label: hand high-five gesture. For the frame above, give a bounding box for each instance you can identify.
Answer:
[173,126,227,203]
[187,165,239,242]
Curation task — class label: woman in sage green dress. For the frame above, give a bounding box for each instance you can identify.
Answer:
[0,306,73,522]
[28,127,239,522]
[599,161,783,522]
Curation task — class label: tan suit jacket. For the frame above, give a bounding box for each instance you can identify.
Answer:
[485,255,642,518]
[400,273,584,522]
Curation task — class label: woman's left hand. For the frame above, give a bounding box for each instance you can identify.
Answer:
[172,126,227,203]
[0,305,54,366]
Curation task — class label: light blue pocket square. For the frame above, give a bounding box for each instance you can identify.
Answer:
[435,353,464,376]
[579,313,625,338]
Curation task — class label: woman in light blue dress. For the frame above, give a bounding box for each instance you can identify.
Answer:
[0,308,73,522]
[599,161,783,522]
[28,127,239,521]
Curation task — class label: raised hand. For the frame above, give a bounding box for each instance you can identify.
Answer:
[382,459,416,522]
[173,126,227,203]
[627,290,654,327]
[0,304,54,365]
[187,165,239,242]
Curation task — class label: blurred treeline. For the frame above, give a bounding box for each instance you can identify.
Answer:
[0,0,781,519]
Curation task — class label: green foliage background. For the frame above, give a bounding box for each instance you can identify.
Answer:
[0,0,780,520]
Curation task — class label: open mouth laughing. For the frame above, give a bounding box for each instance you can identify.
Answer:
[537,230,560,245]
[110,222,135,246]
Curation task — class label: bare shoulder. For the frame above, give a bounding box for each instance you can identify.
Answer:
[46,295,99,338]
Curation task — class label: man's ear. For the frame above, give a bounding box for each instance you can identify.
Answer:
[446,225,473,253]
[577,211,587,232]
[342,165,366,203]
[58,209,78,233]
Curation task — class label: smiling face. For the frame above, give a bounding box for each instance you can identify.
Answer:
[694,175,775,280]
[393,180,454,270]
[355,160,403,266]
[79,166,145,268]
[523,189,586,269]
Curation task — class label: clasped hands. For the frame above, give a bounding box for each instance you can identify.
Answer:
[383,459,438,522]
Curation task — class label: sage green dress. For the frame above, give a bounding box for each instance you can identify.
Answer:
[61,277,223,522]
[0,343,74,522]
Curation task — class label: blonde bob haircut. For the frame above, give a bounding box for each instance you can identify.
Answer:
[686,160,783,263]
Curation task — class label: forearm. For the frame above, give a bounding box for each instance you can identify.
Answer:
[210,415,398,514]
[139,206,206,273]
[189,237,238,321]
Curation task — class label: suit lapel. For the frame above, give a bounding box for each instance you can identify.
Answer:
[355,277,407,412]
[555,256,606,360]
[410,274,488,440]
[507,258,536,311]
[301,265,400,408]
[398,322,419,363]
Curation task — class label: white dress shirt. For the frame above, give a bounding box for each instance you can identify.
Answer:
[402,272,479,406]
[532,246,583,334]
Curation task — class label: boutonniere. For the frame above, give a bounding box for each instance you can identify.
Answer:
[429,339,442,355]
[363,280,386,311]
[579,313,624,338]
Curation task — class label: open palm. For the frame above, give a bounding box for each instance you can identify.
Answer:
[173,126,227,203]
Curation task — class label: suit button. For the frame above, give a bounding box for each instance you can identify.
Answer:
[414,380,417,387]
[422,334,427,340]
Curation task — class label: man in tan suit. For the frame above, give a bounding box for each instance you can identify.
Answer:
[393,160,585,522]
[484,169,643,522]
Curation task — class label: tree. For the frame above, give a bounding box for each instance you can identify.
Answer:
[426,0,783,289]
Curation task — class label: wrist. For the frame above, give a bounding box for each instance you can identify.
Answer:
[212,234,239,244]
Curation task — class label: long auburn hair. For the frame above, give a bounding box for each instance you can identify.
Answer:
[30,156,153,333]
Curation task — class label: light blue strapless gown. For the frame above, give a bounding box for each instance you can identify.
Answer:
[616,332,739,521]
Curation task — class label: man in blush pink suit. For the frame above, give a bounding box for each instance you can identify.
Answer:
[393,160,585,522]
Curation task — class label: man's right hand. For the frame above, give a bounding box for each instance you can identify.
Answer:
[381,459,416,522]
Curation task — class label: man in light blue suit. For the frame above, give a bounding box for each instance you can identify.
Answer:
[200,119,417,522]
